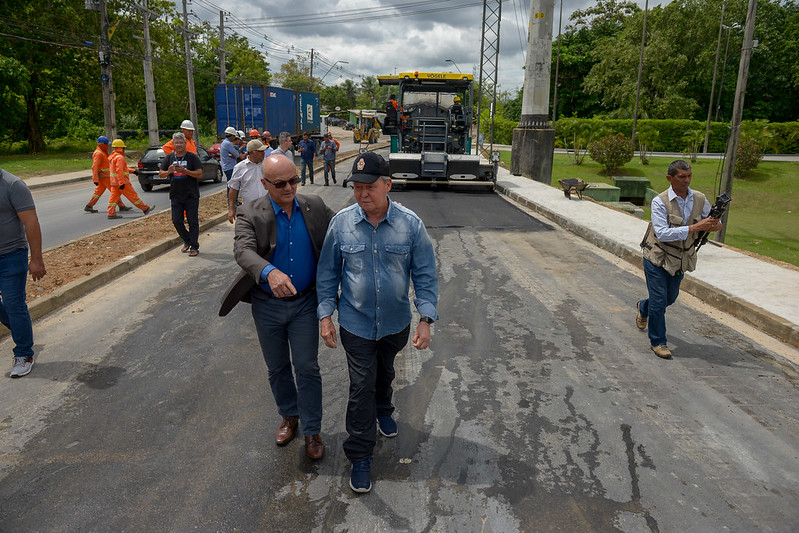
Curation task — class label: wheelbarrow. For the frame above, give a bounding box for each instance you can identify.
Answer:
[558,178,589,200]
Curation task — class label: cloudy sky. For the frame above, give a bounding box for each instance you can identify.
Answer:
[184,0,656,93]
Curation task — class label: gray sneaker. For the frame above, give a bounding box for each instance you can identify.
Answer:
[10,356,34,378]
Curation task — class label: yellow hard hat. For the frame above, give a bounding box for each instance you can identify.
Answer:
[111,139,126,148]
[453,96,461,103]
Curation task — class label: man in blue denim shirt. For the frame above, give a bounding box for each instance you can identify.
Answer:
[316,152,438,493]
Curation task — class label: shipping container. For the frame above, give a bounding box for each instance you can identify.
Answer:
[214,84,320,142]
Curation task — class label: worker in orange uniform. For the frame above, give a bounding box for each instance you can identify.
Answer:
[162,120,198,155]
[84,136,130,213]
[107,139,155,219]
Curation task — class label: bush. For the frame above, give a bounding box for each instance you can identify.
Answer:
[588,133,634,173]
[734,136,764,178]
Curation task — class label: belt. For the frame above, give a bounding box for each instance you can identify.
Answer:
[257,284,316,302]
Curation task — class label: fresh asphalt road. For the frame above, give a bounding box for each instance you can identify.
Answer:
[1,179,798,531]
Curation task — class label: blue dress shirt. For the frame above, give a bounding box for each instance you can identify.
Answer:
[316,199,439,340]
[220,139,239,172]
[259,197,316,294]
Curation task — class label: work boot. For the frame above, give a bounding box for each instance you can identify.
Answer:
[84,205,98,213]
[635,301,648,330]
[143,204,155,215]
[119,205,133,212]
[651,345,672,359]
[108,214,123,219]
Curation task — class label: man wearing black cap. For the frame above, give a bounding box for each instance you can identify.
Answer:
[316,151,439,493]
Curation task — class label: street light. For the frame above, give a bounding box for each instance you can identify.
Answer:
[445,59,461,73]
[316,60,349,89]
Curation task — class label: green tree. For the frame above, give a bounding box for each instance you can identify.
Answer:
[356,76,381,108]
[341,79,358,108]
[274,57,317,91]
[320,84,349,112]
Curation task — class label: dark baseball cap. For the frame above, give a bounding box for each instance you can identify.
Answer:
[349,152,390,184]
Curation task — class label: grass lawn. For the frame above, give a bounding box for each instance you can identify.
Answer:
[500,151,799,267]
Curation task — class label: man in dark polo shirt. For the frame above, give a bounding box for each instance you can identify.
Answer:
[159,132,203,256]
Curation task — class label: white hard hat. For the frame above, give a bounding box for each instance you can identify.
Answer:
[224,126,237,136]
[236,130,245,139]
[180,119,195,130]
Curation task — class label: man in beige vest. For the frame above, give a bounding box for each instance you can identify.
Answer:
[636,160,722,359]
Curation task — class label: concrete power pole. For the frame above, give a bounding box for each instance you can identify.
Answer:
[309,48,314,92]
[219,10,226,84]
[135,0,160,147]
[718,0,759,243]
[511,0,556,184]
[98,0,117,140]
[181,0,198,131]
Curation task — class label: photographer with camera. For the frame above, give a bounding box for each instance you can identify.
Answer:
[636,160,723,359]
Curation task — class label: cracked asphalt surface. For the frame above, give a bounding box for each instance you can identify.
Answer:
[1,184,797,532]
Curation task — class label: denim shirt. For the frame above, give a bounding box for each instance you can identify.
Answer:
[316,198,439,340]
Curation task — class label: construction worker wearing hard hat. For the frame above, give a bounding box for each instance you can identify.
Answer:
[162,120,198,156]
[107,139,154,219]
[84,136,130,213]
[249,129,260,140]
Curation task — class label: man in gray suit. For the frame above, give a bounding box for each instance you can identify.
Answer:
[220,154,334,461]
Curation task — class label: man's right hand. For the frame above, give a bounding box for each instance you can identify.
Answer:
[119,184,125,190]
[320,316,337,349]
[690,217,723,233]
[266,268,297,298]
[93,181,99,185]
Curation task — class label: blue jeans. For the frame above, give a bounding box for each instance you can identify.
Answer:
[640,258,684,347]
[251,290,322,435]
[0,248,34,358]
[170,195,200,250]
[300,159,314,185]
[340,324,410,462]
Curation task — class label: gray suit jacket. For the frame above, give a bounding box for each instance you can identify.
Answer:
[219,193,335,316]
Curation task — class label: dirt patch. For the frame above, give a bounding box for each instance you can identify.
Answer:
[27,191,228,304]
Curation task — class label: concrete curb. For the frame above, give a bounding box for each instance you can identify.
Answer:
[27,175,92,190]
[495,182,799,350]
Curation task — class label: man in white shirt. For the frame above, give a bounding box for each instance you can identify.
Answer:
[228,140,268,223]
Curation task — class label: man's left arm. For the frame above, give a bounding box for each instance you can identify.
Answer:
[409,221,439,349]
[17,209,46,281]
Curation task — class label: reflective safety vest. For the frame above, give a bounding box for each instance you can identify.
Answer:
[640,189,707,276]
[108,150,132,187]
[92,147,110,181]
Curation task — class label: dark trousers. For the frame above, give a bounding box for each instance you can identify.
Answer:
[251,291,322,435]
[340,324,410,462]
[323,160,336,183]
[170,195,200,249]
[640,258,684,346]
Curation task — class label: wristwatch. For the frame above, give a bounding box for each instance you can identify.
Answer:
[419,316,434,324]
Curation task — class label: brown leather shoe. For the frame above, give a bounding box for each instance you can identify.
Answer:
[275,416,298,446]
[636,301,648,330]
[651,345,672,359]
[305,434,325,460]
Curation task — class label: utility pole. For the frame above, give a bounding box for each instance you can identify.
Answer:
[309,48,314,92]
[134,0,160,147]
[98,0,117,139]
[718,0,758,243]
[181,0,198,131]
[703,1,726,154]
[631,0,649,146]
[551,0,563,133]
[219,10,226,84]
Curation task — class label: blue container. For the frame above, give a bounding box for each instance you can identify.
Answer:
[264,86,298,137]
[297,92,321,135]
[214,84,267,136]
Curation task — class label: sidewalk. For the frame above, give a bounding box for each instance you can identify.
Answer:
[23,170,92,189]
[494,165,799,350]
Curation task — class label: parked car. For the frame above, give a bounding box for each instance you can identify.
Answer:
[136,145,223,192]
[343,121,355,130]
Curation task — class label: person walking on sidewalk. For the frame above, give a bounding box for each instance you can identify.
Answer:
[636,159,723,359]
[320,133,337,186]
[297,132,316,186]
[0,168,46,378]
[219,154,335,461]
[107,139,154,219]
[158,133,202,256]
[84,136,130,213]
[316,152,439,493]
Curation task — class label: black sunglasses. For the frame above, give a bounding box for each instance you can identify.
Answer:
[265,176,300,188]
